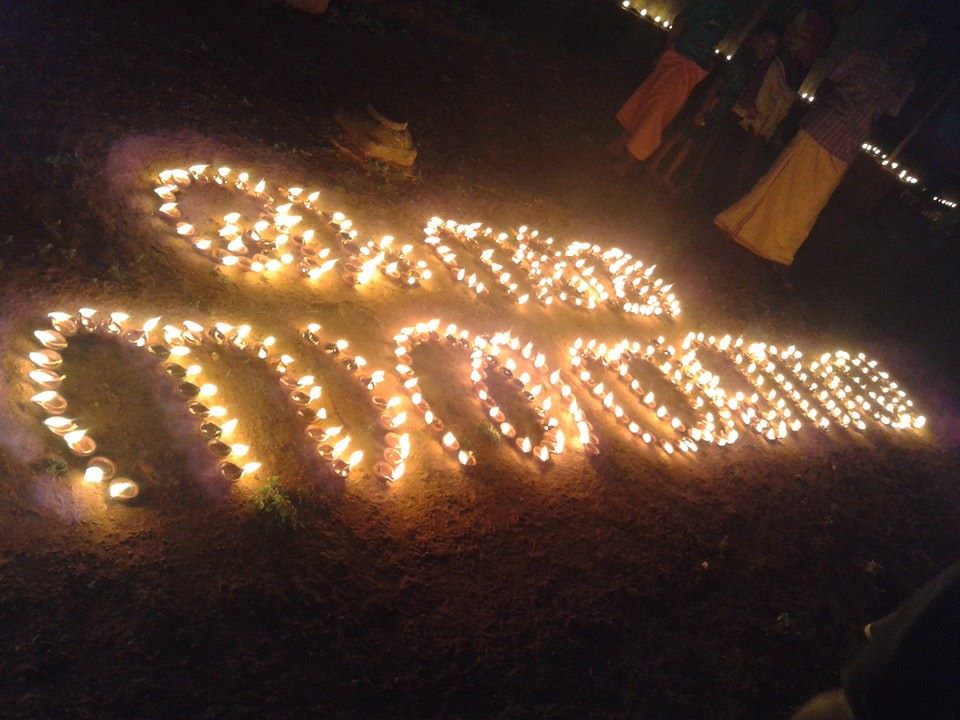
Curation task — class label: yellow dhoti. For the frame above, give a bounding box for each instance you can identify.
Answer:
[714,130,848,265]
[616,49,708,162]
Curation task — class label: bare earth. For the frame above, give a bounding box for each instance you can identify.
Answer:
[1,1,958,718]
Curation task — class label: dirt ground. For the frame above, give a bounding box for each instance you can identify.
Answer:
[1,1,958,718]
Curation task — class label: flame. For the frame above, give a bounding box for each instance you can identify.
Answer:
[84,466,104,484]
[108,480,138,499]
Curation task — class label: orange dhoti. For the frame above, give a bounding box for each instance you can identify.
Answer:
[714,130,849,265]
[616,48,708,161]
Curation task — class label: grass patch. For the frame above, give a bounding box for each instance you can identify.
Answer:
[249,476,302,536]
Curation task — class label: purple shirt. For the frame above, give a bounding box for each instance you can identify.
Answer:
[801,49,914,163]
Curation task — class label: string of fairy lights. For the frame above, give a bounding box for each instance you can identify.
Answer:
[619,1,673,29]
[860,143,920,185]
[615,2,817,101]
[16,162,929,502]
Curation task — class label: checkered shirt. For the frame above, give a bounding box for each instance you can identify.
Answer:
[801,49,914,163]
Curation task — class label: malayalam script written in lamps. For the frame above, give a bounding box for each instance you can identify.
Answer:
[393,321,569,464]
[16,159,931,504]
[24,309,265,501]
[300,322,410,482]
[21,309,927,504]
[155,164,680,321]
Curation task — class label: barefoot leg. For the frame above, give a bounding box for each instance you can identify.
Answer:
[607,131,631,157]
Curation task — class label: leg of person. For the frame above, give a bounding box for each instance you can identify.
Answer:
[714,131,848,265]
[735,132,768,196]
[612,154,639,177]
[683,121,723,187]
[649,129,685,175]
[615,49,707,163]
[791,690,855,720]
[661,135,694,192]
[607,130,632,157]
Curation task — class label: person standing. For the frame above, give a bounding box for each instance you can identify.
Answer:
[647,27,782,192]
[792,560,960,720]
[713,27,925,266]
[608,0,734,173]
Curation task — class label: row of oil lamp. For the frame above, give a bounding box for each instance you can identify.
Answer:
[932,195,958,209]
[619,1,673,29]
[155,165,681,319]
[24,309,925,502]
[860,143,921,186]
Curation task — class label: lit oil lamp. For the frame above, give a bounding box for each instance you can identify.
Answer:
[43,416,78,436]
[29,349,63,369]
[106,312,130,335]
[28,369,65,389]
[64,429,96,456]
[108,478,140,501]
[375,461,400,481]
[84,456,116,484]
[77,308,100,332]
[47,312,78,336]
[31,390,67,414]
[35,329,68,350]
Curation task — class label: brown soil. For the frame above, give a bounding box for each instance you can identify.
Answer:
[1,1,958,719]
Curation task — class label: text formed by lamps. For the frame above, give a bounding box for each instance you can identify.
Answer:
[156,165,431,288]
[26,308,264,501]
[567,336,740,456]
[391,320,573,465]
[423,217,680,318]
[24,308,927,502]
[468,330,568,462]
[156,164,680,322]
[199,321,370,480]
[807,351,922,430]
[682,333,813,440]
[392,319,478,468]
[300,322,409,482]
[16,159,933,504]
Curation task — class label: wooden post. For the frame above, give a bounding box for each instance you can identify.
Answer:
[725,0,774,56]
[888,73,960,163]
